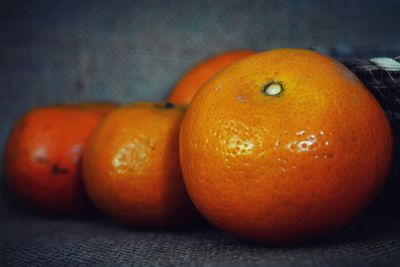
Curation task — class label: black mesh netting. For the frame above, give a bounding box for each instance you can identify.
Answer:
[342,59,400,213]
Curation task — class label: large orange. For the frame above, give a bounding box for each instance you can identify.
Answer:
[167,50,255,104]
[83,102,198,228]
[4,103,117,215]
[180,49,393,243]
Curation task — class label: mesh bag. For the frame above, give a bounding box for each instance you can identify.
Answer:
[343,57,400,212]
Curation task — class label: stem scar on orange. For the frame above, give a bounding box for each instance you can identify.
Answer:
[83,102,199,228]
[4,103,117,215]
[167,50,255,105]
[179,48,393,244]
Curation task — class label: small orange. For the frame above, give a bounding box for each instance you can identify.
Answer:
[4,103,117,215]
[180,49,393,243]
[168,50,255,104]
[83,102,198,228]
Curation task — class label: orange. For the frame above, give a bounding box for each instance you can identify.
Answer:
[180,48,393,243]
[4,103,117,215]
[83,102,198,228]
[168,50,255,104]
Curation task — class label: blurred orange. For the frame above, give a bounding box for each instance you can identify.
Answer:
[4,103,117,215]
[83,102,198,228]
[168,50,255,104]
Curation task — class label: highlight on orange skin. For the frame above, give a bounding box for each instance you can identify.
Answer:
[168,50,256,105]
[83,102,199,228]
[179,48,393,244]
[4,103,117,215]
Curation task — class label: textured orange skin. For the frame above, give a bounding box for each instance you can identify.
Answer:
[83,102,198,228]
[180,49,393,244]
[168,50,255,104]
[4,103,117,215]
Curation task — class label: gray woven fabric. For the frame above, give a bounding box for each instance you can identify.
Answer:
[1,212,400,267]
[2,0,400,266]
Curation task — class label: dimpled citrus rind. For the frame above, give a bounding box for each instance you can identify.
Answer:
[180,49,393,243]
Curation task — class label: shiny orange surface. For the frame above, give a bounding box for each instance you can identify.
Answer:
[4,103,117,215]
[83,102,198,228]
[168,50,255,105]
[180,49,393,243]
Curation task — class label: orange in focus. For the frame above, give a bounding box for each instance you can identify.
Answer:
[180,49,393,243]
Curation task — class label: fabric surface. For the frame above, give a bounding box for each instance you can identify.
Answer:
[2,0,400,266]
[1,211,400,267]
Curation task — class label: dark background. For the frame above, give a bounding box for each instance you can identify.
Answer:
[1,1,400,266]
